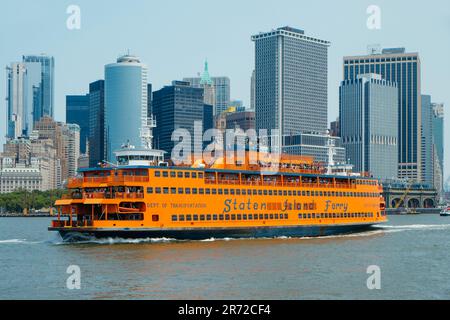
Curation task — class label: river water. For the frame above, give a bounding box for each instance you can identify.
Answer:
[0,215,449,300]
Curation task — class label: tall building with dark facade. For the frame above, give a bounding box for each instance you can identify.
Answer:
[340,74,398,180]
[343,48,421,181]
[153,81,205,155]
[252,26,330,146]
[88,80,105,167]
[421,95,434,187]
[66,94,90,154]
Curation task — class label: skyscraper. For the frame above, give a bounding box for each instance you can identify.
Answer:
[22,55,55,122]
[250,69,255,111]
[343,48,421,181]
[105,55,148,161]
[432,102,444,198]
[153,81,205,155]
[183,62,230,116]
[6,63,27,139]
[252,26,330,146]
[88,80,105,167]
[66,94,90,154]
[340,74,398,180]
[421,95,433,186]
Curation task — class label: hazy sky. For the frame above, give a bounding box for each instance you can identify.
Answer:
[1,0,449,178]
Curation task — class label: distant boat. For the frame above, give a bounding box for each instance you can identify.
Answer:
[440,206,450,217]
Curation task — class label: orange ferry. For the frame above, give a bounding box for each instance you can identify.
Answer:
[49,145,387,241]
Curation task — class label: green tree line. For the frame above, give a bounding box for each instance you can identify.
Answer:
[0,189,66,213]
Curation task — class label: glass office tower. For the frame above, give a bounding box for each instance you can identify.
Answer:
[66,94,90,154]
[105,55,148,161]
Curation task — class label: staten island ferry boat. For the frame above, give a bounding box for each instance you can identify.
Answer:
[49,142,387,241]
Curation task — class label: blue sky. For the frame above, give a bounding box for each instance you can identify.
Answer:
[1,0,449,178]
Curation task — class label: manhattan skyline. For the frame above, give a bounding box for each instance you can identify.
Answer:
[1,0,449,178]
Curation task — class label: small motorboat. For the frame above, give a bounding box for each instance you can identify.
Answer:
[440,206,450,217]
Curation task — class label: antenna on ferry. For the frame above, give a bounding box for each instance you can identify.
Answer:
[140,115,157,150]
[326,134,336,175]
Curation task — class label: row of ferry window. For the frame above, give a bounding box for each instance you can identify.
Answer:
[172,213,290,222]
[153,170,377,186]
[154,171,203,178]
[171,212,374,222]
[147,187,379,198]
[298,212,374,219]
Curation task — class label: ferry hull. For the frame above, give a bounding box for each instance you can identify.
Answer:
[50,223,380,241]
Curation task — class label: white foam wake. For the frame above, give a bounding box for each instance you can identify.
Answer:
[0,239,29,244]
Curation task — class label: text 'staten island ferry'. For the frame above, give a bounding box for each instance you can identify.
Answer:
[49,140,387,241]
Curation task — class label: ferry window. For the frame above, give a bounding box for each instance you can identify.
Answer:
[288,191,292,196]
[242,190,247,195]
[206,215,211,221]
[193,215,199,221]
[312,213,316,219]
[225,215,230,221]
[284,214,288,219]
[171,188,176,194]
[155,171,161,177]
[263,214,268,220]
[162,171,168,178]
[152,215,159,222]
[237,214,241,220]
[253,190,257,195]
[213,214,218,221]
[163,187,169,194]
[192,188,198,194]
[185,188,191,194]
[230,189,235,195]
[178,188,183,194]
[258,190,263,196]
[186,215,192,221]
[199,188,204,195]
[172,215,178,221]
[206,188,210,195]
[269,190,273,196]
[200,215,205,221]
[254,214,259,220]
[198,173,204,178]
[212,189,217,195]
[270,214,274,219]
[248,189,252,195]
[263,190,268,196]
[243,214,247,220]
[307,214,311,219]
[224,189,229,195]
[185,172,190,178]
[248,214,253,220]
[231,214,236,220]
[319,191,323,197]
[155,187,161,194]
[170,171,176,178]
[219,214,224,220]
[259,214,264,220]
[236,189,241,195]
[302,191,306,196]
[218,189,223,195]
[283,191,287,196]
[192,172,197,178]
[179,215,185,221]
[306,191,310,196]
[177,172,183,178]
[147,187,153,194]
